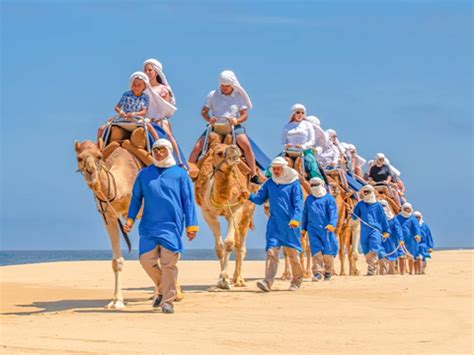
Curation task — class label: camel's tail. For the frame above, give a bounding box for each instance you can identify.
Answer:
[117,218,132,252]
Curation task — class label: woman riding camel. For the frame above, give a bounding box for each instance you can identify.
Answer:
[143,58,185,166]
[281,104,323,180]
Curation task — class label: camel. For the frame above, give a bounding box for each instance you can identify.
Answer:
[74,139,142,309]
[326,169,361,276]
[194,133,256,289]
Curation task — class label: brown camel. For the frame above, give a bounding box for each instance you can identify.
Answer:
[194,133,256,289]
[75,139,142,309]
[326,170,361,276]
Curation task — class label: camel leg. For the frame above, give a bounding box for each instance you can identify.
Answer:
[305,243,312,278]
[399,257,406,275]
[350,220,361,276]
[218,211,241,290]
[408,257,415,275]
[233,225,248,287]
[201,210,224,270]
[338,234,346,276]
[104,213,125,309]
[281,249,292,280]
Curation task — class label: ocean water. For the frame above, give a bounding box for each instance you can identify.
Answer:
[0,249,267,266]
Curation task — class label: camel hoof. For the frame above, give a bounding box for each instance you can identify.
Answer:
[216,279,231,290]
[233,279,246,287]
[105,299,125,309]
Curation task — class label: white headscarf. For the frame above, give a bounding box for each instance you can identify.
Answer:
[414,211,424,225]
[129,71,150,89]
[306,115,328,148]
[310,177,326,197]
[152,139,176,168]
[361,184,377,204]
[143,59,177,118]
[375,153,386,160]
[379,199,394,220]
[305,115,320,126]
[385,158,401,177]
[401,202,413,218]
[327,129,346,155]
[342,143,366,167]
[269,157,298,185]
[143,58,176,103]
[219,70,252,109]
[289,103,306,121]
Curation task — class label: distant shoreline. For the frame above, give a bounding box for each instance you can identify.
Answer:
[0,248,472,267]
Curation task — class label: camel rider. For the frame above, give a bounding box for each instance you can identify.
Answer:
[281,104,324,180]
[301,177,338,281]
[305,115,328,149]
[244,157,304,292]
[189,70,262,184]
[379,199,403,275]
[394,202,422,275]
[352,185,390,276]
[317,129,341,169]
[414,210,433,274]
[124,139,199,314]
[342,143,366,179]
[368,153,394,185]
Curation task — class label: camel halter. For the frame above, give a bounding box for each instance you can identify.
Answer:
[77,155,131,251]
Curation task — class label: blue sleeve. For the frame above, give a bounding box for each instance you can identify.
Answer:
[180,172,198,229]
[249,181,269,205]
[328,196,338,227]
[291,182,303,222]
[410,218,422,239]
[302,198,310,231]
[118,92,127,107]
[425,225,434,248]
[378,205,390,234]
[352,202,361,221]
[127,172,143,221]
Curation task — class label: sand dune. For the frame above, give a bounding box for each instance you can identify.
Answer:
[0,250,472,354]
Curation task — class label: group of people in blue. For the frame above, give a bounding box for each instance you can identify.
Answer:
[101,58,434,313]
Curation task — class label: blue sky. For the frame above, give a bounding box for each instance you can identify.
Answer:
[1,0,472,251]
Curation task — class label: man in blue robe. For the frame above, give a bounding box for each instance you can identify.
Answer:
[124,139,199,314]
[352,185,390,276]
[301,177,338,281]
[379,200,404,275]
[414,211,434,274]
[245,157,304,292]
[394,203,422,275]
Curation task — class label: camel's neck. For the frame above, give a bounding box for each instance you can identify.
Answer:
[87,160,115,201]
[210,167,238,204]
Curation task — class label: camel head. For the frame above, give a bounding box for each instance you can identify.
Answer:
[74,140,104,191]
[210,143,241,173]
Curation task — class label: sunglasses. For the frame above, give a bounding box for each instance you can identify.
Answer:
[152,147,167,153]
[362,190,371,195]
[403,208,411,212]
[415,216,421,219]
[295,111,304,114]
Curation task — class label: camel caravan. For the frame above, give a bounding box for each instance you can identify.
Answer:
[74,59,434,313]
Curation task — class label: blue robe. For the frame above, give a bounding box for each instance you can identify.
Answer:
[302,194,339,256]
[249,179,303,252]
[352,201,390,256]
[394,214,422,258]
[127,165,199,255]
[418,223,434,261]
[381,218,403,261]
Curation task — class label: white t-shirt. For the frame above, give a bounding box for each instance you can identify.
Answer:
[281,120,315,150]
[204,90,248,124]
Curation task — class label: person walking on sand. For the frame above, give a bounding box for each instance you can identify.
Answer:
[123,139,199,314]
[243,157,304,292]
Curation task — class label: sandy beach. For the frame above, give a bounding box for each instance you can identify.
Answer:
[0,250,472,354]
